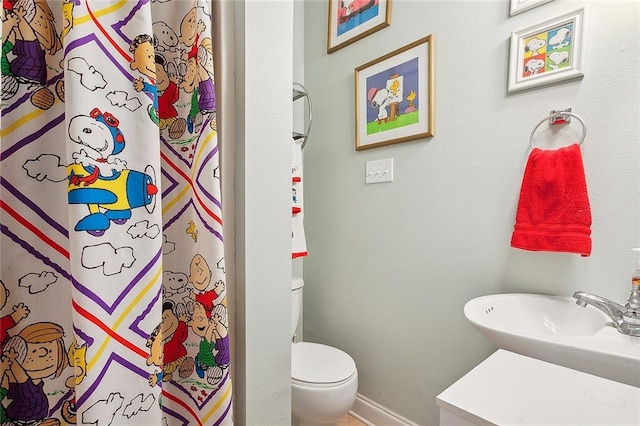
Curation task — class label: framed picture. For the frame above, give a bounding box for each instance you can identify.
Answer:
[354,35,434,151]
[508,8,585,93]
[510,0,554,16]
[327,0,391,54]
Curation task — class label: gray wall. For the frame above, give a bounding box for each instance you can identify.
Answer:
[301,1,639,424]
[232,1,293,423]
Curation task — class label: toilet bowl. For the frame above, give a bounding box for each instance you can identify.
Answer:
[292,342,358,425]
[291,279,358,425]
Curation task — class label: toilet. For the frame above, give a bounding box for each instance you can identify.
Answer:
[291,278,358,425]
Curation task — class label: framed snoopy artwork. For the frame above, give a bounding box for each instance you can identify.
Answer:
[327,0,391,54]
[354,35,434,151]
[508,8,585,93]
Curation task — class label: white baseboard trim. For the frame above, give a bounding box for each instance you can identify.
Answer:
[350,394,418,426]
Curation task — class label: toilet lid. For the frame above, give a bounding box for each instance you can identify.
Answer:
[291,342,356,384]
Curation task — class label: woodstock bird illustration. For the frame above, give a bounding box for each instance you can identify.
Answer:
[186,220,198,242]
[405,90,417,113]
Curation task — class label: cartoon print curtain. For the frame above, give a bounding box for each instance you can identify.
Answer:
[1,0,232,425]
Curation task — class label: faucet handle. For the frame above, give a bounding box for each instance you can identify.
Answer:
[623,282,640,325]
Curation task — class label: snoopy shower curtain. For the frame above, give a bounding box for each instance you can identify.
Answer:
[1,0,232,424]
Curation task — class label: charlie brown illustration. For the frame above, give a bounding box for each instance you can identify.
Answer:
[188,254,225,318]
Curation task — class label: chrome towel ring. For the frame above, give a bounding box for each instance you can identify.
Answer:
[293,82,313,149]
[529,110,587,150]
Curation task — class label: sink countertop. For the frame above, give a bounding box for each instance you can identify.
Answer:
[437,349,640,426]
[464,293,640,387]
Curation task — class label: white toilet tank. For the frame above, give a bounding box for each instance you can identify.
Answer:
[292,278,304,338]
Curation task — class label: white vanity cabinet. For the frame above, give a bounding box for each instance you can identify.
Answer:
[437,350,640,425]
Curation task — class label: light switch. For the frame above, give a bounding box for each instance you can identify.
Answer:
[365,158,393,184]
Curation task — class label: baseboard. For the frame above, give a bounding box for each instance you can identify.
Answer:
[350,394,418,426]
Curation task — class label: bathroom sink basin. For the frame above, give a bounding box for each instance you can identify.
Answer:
[464,293,640,387]
[465,293,608,337]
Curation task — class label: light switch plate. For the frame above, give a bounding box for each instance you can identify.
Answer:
[365,158,393,184]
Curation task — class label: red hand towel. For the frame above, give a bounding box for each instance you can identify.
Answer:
[511,143,592,256]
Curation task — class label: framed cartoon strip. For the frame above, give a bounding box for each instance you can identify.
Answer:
[510,0,554,16]
[327,0,391,54]
[354,35,434,151]
[508,8,585,93]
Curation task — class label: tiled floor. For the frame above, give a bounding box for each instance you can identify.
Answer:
[338,414,367,426]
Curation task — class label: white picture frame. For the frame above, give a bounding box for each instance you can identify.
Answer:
[508,8,585,93]
[510,0,554,16]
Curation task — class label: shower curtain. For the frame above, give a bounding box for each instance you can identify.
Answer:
[1,0,232,425]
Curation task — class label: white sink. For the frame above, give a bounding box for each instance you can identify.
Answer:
[464,293,640,387]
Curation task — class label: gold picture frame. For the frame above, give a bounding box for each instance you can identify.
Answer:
[327,0,391,54]
[354,35,434,151]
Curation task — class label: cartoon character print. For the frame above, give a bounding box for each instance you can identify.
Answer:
[0,280,31,425]
[367,86,392,124]
[66,108,159,236]
[188,300,223,386]
[59,0,74,43]
[146,300,194,387]
[1,322,68,426]
[548,27,571,50]
[162,270,189,298]
[145,319,163,373]
[548,51,569,70]
[0,280,30,355]
[524,37,546,56]
[179,53,201,134]
[1,0,64,109]
[130,34,160,125]
[210,304,230,369]
[186,220,197,242]
[1,8,19,99]
[66,336,87,388]
[178,7,204,64]
[152,21,179,53]
[523,57,545,76]
[404,90,417,113]
[184,254,227,386]
[155,53,187,139]
[196,37,215,114]
[0,357,8,425]
[60,336,88,424]
[184,300,228,388]
[188,254,225,318]
[154,251,229,390]
[178,7,205,133]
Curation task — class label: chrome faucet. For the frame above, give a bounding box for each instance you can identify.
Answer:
[573,286,640,337]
